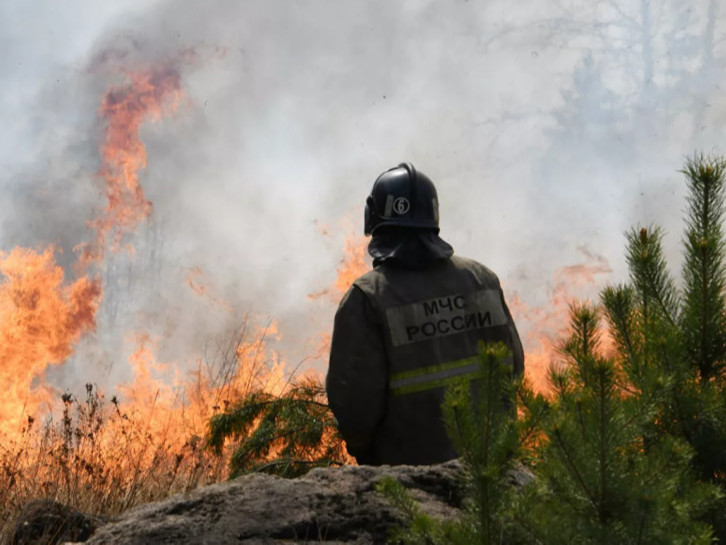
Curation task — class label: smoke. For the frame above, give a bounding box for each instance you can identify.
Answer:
[1,0,725,392]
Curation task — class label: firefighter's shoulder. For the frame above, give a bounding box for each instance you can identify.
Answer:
[449,255,502,287]
[334,268,382,312]
[350,266,387,294]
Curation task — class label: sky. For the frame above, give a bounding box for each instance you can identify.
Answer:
[1,0,725,390]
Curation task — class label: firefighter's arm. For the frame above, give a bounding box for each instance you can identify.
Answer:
[500,288,525,377]
[326,285,387,463]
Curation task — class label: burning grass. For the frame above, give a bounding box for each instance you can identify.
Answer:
[0,58,360,541]
[0,321,325,540]
[0,385,221,526]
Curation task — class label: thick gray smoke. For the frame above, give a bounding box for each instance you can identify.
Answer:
[1,0,724,391]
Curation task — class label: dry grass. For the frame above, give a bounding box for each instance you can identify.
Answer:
[0,384,227,539]
[0,322,293,541]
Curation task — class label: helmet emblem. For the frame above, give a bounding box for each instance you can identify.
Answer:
[393,197,410,215]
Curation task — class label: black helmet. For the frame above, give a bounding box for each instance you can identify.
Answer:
[364,162,440,236]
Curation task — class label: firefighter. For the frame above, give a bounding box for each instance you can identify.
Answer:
[326,162,524,466]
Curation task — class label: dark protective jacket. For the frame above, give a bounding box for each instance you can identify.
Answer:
[326,251,524,466]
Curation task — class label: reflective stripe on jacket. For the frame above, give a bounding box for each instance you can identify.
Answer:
[326,255,524,466]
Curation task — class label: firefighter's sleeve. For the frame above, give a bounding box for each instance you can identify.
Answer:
[326,285,387,463]
[500,288,525,377]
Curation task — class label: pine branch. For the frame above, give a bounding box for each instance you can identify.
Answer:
[602,285,642,381]
[550,426,597,511]
[207,392,275,453]
[626,226,680,329]
[206,377,348,479]
[681,154,726,380]
[596,363,611,525]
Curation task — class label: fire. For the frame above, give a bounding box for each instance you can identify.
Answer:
[187,266,233,312]
[0,52,617,536]
[333,234,370,296]
[0,58,356,533]
[507,248,612,392]
[108,323,288,467]
[78,67,183,266]
[0,247,101,437]
[309,217,370,302]
[307,224,370,362]
[0,62,210,521]
[0,65,184,436]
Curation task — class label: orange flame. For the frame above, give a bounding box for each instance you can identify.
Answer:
[187,266,233,312]
[0,65,182,439]
[0,247,101,436]
[508,248,612,392]
[308,222,370,360]
[0,59,353,523]
[333,234,369,296]
[308,217,370,302]
[111,322,289,463]
[78,68,183,265]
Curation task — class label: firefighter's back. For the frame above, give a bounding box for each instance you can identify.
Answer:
[353,255,522,465]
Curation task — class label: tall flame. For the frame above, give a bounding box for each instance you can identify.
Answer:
[0,59,353,530]
[0,247,101,436]
[0,65,183,439]
[79,68,183,265]
[308,222,370,359]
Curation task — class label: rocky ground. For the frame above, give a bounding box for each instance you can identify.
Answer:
[14,461,468,545]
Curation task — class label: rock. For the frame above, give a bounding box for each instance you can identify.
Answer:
[82,461,467,544]
[11,498,103,545]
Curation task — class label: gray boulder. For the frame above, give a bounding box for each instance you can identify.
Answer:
[76,461,466,545]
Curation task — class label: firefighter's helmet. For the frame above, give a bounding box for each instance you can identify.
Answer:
[364,162,440,236]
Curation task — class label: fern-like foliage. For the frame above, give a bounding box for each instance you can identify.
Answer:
[207,377,349,478]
